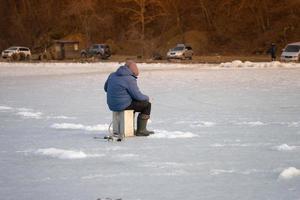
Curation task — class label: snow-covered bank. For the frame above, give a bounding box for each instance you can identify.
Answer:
[0,61,201,77]
[219,60,300,68]
[0,60,300,77]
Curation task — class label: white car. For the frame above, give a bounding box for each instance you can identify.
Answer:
[1,46,31,60]
[280,42,300,62]
[167,44,193,60]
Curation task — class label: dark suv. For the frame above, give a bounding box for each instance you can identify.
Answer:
[81,44,111,59]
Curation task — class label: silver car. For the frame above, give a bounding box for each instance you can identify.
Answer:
[167,44,193,60]
[1,46,31,60]
[280,42,300,62]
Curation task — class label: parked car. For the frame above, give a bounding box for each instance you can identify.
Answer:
[81,44,111,59]
[1,46,31,61]
[167,44,193,60]
[280,42,300,62]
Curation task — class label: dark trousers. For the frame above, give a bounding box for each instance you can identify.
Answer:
[271,54,276,61]
[125,100,151,115]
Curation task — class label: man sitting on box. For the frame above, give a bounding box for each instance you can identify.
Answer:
[104,60,154,136]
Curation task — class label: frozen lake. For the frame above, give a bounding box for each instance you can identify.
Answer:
[1,62,300,200]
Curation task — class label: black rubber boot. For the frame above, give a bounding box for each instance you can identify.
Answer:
[135,114,154,136]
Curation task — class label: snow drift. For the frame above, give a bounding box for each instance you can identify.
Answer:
[35,148,102,159]
[0,106,13,111]
[149,130,198,139]
[279,167,300,180]
[50,123,109,131]
[274,144,297,151]
[16,111,43,119]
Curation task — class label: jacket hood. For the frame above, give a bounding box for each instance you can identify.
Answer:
[116,65,134,77]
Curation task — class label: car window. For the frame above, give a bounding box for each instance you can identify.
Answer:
[92,45,98,49]
[173,47,184,51]
[20,48,29,51]
[285,45,300,52]
[8,47,18,50]
[186,47,192,50]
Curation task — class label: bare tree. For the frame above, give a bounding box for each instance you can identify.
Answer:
[197,0,214,29]
[65,0,102,46]
[219,0,272,32]
[119,0,165,58]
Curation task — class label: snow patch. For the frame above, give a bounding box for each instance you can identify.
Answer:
[50,123,109,131]
[210,169,235,175]
[210,143,251,147]
[220,60,244,68]
[287,122,300,127]
[210,142,272,148]
[35,148,102,159]
[279,167,300,180]
[210,169,265,176]
[274,144,296,151]
[0,106,13,111]
[210,143,226,147]
[47,115,76,120]
[219,60,289,68]
[176,120,216,127]
[17,107,33,112]
[117,153,138,158]
[191,121,216,128]
[140,161,194,169]
[149,130,198,139]
[16,111,43,119]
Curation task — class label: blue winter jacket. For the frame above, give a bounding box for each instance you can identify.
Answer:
[104,65,149,111]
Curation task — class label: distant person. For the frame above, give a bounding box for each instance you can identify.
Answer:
[267,43,277,61]
[104,60,154,136]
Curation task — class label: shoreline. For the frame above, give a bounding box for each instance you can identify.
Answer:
[0,59,299,77]
[0,55,277,64]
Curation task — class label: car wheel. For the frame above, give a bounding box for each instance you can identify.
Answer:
[96,53,102,59]
[42,53,48,60]
[19,53,26,61]
[102,53,110,60]
[11,53,19,61]
[26,55,30,61]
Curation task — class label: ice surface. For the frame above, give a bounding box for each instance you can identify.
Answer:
[1,61,300,200]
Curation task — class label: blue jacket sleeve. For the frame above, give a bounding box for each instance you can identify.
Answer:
[104,73,112,92]
[127,77,149,101]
